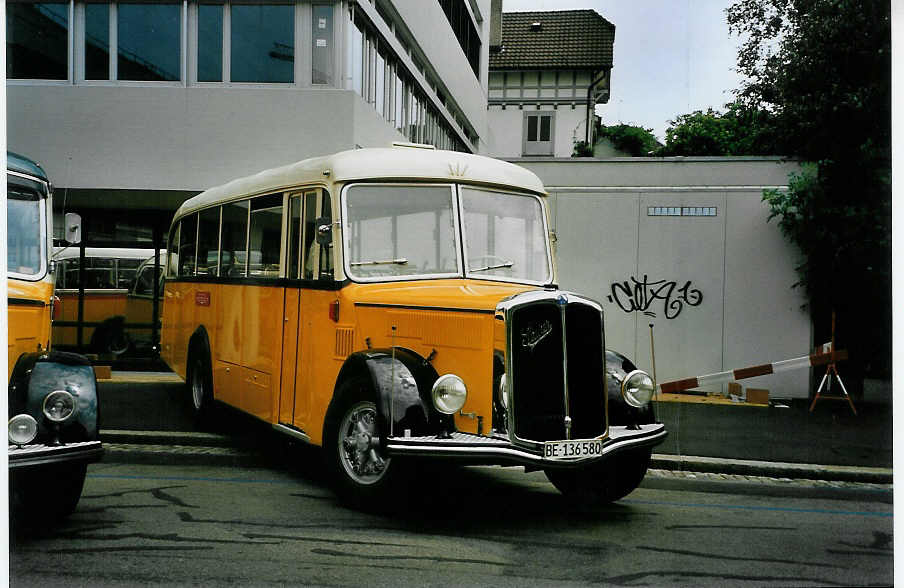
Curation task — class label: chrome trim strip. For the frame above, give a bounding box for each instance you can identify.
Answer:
[273,423,311,444]
[8,440,103,469]
[386,424,666,466]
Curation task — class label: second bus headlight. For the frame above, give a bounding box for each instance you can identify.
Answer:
[432,374,468,414]
[621,370,655,408]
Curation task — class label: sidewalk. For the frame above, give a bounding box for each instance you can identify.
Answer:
[95,373,893,484]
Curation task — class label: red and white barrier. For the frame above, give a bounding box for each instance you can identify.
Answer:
[657,350,848,394]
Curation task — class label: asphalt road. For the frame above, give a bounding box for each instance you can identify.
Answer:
[10,458,892,587]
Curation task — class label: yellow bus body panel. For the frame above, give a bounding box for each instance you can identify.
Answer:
[161,278,536,445]
[7,278,53,376]
[53,290,129,346]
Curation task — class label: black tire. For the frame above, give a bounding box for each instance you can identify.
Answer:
[11,463,88,524]
[545,448,651,503]
[187,346,214,423]
[323,376,402,509]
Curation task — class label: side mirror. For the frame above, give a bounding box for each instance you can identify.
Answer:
[315,217,332,245]
[64,212,82,244]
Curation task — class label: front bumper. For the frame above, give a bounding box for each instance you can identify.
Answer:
[386,423,666,468]
[8,440,104,470]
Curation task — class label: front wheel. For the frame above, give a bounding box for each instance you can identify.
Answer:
[323,377,400,509]
[11,463,88,524]
[545,448,651,503]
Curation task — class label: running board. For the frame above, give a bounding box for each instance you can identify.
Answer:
[274,423,311,444]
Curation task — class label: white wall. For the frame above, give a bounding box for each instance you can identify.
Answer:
[8,85,362,192]
[486,104,587,158]
[518,157,812,398]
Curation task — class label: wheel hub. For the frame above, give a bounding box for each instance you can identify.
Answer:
[339,403,389,484]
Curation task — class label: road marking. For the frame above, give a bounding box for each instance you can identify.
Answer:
[622,498,892,518]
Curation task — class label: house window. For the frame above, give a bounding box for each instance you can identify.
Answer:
[230,4,294,83]
[118,3,181,81]
[7,3,70,80]
[523,112,555,156]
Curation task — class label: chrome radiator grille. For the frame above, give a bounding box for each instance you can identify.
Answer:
[506,293,606,444]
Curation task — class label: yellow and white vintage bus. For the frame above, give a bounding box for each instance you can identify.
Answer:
[161,145,666,506]
[7,152,102,521]
[52,246,162,354]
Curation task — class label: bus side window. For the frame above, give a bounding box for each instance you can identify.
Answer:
[287,195,302,279]
[302,192,318,280]
[249,193,283,278]
[220,200,249,278]
[178,214,198,277]
[167,223,180,278]
[197,206,221,276]
[319,192,333,280]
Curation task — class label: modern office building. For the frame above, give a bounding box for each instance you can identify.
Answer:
[8,0,491,243]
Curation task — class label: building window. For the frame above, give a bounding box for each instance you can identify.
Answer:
[437,0,480,79]
[197,4,223,82]
[118,3,181,81]
[85,3,110,80]
[523,112,555,156]
[7,3,70,80]
[230,4,294,83]
[312,4,333,85]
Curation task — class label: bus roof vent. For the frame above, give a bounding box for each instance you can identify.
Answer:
[391,141,436,150]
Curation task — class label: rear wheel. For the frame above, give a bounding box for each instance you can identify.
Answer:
[187,346,213,423]
[545,448,651,503]
[323,376,401,509]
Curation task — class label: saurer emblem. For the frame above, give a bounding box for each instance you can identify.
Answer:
[521,320,553,352]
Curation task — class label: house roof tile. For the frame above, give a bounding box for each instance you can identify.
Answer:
[489,9,615,70]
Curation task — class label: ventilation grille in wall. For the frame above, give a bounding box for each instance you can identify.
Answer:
[648,206,718,217]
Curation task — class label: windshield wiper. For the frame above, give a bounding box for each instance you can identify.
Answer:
[350,258,409,267]
[470,260,514,273]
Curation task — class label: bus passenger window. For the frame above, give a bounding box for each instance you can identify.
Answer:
[220,200,249,278]
[287,195,302,279]
[197,207,221,276]
[167,224,180,278]
[302,193,317,280]
[249,194,283,278]
[319,194,333,279]
[178,214,198,277]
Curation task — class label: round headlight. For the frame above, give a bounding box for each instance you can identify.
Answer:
[43,390,77,423]
[432,374,468,415]
[8,414,38,446]
[622,370,655,408]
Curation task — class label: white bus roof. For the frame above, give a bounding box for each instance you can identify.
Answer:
[174,147,547,220]
[52,247,162,261]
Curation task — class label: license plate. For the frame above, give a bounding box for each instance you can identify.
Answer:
[543,439,603,460]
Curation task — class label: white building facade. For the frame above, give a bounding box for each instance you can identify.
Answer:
[8,0,490,215]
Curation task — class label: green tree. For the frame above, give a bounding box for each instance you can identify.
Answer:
[727,0,891,380]
[658,102,781,156]
[598,123,660,157]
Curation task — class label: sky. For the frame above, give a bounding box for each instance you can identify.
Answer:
[501,0,745,141]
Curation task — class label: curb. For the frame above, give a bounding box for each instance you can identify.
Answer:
[98,430,893,484]
[650,454,892,485]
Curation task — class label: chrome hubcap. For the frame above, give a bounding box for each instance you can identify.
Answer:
[338,401,389,485]
[191,363,204,410]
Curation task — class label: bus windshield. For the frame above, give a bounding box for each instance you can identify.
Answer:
[343,183,550,284]
[7,190,45,278]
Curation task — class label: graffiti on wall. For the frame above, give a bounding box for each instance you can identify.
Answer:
[607,275,703,319]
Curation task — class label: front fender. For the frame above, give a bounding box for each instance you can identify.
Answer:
[10,351,99,443]
[606,350,655,428]
[336,348,450,439]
